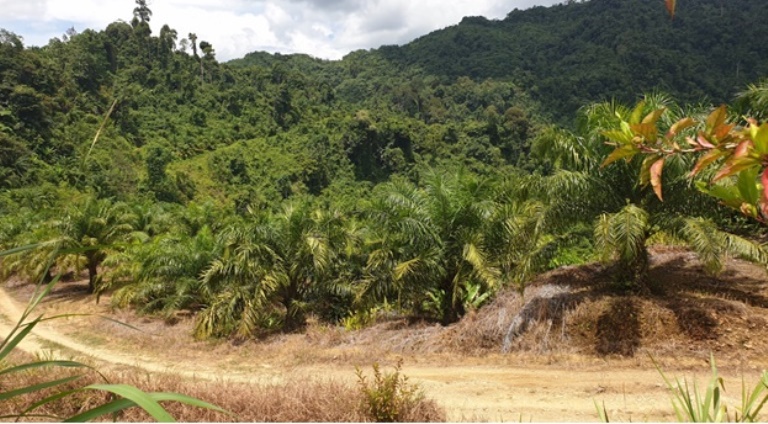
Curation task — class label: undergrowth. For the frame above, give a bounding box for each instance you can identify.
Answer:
[355,359,436,422]
[3,351,446,422]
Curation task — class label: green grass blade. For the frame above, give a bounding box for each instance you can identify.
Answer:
[25,275,60,318]
[30,313,146,333]
[0,375,82,401]
[0,243,42,257]
[0,413,62,420]
[62,390,233,423]
[21,388,81,416]
[0,360,89,376]
[81,384,175,422]
[594,399,609,422]
[149,392,232,416]
[0,316,42,360]
[63,398,137,422]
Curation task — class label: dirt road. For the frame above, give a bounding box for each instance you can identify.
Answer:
[0,286,754,422]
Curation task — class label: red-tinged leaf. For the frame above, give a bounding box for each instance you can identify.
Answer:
[705,106,728,134]
[691,149,727,177]
[714,123,735,140]
[762,168,768,204]
[631,122,657,141]
[685,136,700,147]
[668,117,696,138]
[650,158,665,201]
[733,140,754,158]
[642,108,665,125]
[696,134,716,149]
[761,168,768,220]
[713,157,761,182]
[602,145,638,168]
[665,0,676,17]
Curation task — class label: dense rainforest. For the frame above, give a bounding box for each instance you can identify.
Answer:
[2,0,768,339]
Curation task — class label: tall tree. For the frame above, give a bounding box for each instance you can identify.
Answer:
[188,33,198,57]
[133,0,153,24]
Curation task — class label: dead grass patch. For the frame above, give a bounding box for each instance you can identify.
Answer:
[2,351,445,422]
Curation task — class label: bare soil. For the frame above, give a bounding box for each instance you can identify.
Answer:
[2,248,768,422]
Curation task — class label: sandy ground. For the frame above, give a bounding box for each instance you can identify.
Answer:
[3,283,765,422]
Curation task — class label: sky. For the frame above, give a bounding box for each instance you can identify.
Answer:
[0,0,564,61]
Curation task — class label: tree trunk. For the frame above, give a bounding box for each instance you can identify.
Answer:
[615,245,649,293]
[281,282,305,332]
[439,277,465,326]
[87,260,98,294]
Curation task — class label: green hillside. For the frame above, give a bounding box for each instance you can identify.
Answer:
[366,0,768,122]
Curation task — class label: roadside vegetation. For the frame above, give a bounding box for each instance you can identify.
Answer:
[2,0,768,421]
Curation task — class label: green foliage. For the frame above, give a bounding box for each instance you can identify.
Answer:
[653,355,768,422]
[604,101,768,226]
[539,98,766,288]
[362,170,501,324]
[595,204,650,285]
[2,0,768,342]
[195,200,356,337]
[377,0,768,124]
[355,359,424,422]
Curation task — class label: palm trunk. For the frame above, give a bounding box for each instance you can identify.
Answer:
[87,260,98,294]
[281,281,305,332]
[616,245,649,292]
[440,276,465,326]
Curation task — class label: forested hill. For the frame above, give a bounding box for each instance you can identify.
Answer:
[3,0,768,210]
[335,0,768,122]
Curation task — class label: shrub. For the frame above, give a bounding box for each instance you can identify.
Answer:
[356,359,428,422]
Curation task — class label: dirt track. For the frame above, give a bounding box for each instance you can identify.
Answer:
[5,284,761,422]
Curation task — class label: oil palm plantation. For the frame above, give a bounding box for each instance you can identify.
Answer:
[110,225,219,316]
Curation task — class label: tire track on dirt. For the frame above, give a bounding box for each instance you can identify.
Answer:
[0,287,282,385]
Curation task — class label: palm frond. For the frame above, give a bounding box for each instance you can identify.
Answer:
[680,218,726,275]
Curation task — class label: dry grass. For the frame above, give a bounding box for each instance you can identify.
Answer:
[1,351,446,422]
[404,250,768,361]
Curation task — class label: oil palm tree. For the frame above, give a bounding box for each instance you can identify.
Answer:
[535,96,766,288]
[196,201,353,338]
[363,170,500,325]
[55,195,136,293]
[110,225,219,316]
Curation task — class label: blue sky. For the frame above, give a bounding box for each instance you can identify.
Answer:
[0,0,564,61]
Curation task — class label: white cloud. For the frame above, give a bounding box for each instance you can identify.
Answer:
[0,0,564,61]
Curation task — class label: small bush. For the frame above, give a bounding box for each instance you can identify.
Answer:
[356,359,426,422]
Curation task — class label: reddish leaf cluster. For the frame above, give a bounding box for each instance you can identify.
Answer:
[603,103,768,223]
